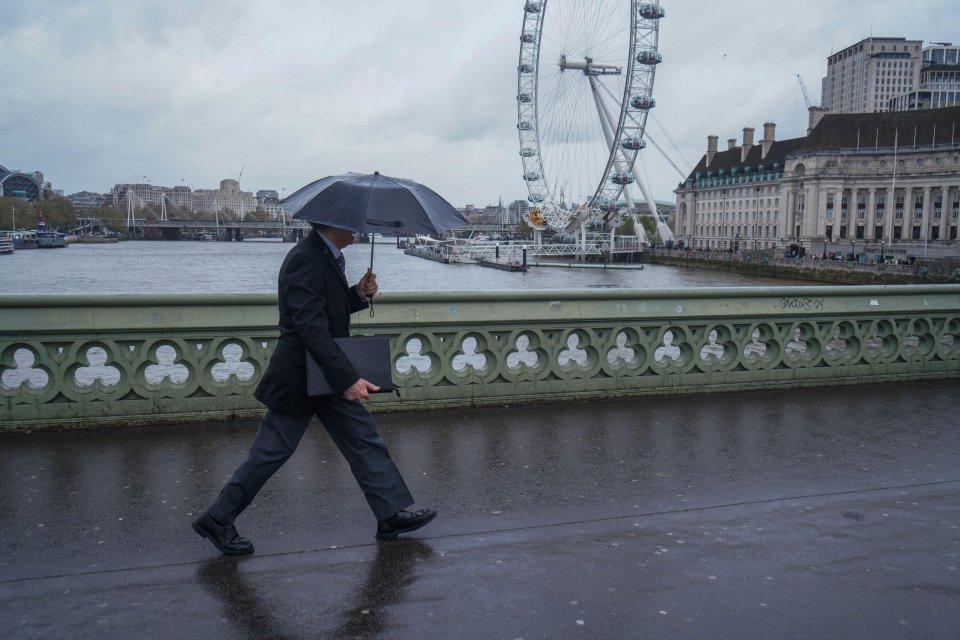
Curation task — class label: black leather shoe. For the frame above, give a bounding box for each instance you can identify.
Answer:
[376,507,437,540]
[192,513,254,555]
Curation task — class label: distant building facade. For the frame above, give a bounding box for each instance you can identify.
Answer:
[112,179,257,216]
[890,43,960,111]
[822,37,922,113]
[256,189,284,217]
[0,164,45,201]
[67,191,106,209]
[508,199,528,226]
[674,106,960,259]
[192,179,256,217]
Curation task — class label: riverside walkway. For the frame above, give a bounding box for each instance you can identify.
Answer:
[1,380,958,639]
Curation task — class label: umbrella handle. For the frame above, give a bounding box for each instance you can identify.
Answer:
[368,238,375,317]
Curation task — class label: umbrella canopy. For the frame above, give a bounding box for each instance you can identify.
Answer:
[282,171,467,236]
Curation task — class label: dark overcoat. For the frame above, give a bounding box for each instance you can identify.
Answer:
[254,230,368,416]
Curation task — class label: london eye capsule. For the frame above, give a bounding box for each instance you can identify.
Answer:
[638,4,666,19]
[525,2,542,13]
[636,50,662,65]
[518,63,534,73]
[521,32,535,44]
[630,95,656,110]
[520,147,536,157]
[610,173,634,185]
[517,93,532,103]
[621,136,646,150]
[518,121,533,131]
[528,193,545,203]
[524,172,540,182]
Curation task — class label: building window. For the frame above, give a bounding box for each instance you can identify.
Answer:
[912,226,922,240]
[876,194,885,218]
[914,194,924,219]
[874,226,883,239]
[895,194,904,219]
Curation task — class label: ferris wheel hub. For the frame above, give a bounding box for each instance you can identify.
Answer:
[559,55,622,76]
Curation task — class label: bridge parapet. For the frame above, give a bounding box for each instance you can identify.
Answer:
[2,286,958,430]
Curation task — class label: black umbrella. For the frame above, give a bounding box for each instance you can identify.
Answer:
[282,171,467,313]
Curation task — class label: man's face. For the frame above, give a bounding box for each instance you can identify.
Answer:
[324,226,356,249]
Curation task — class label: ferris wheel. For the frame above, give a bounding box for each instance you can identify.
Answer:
[517,1,671,241]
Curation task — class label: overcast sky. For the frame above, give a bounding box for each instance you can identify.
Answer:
[2,0,958,207]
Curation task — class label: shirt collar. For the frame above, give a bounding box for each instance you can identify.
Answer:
[316,230,342,259]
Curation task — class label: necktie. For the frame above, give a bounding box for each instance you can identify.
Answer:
[336,254,345,275]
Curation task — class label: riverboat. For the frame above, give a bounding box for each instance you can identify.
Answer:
[10,230,39,249]
[37,231,68,248]
[0,233,14,254]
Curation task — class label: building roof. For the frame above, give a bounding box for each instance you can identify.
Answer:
[798,105,960,151]
[686,138,806,182]
[684,106,960,185]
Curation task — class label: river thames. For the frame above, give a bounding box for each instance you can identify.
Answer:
[1,239,813,294]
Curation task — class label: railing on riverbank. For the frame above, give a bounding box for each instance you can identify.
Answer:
[2,286,959,429]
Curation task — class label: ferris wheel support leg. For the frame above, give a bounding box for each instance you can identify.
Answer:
[630,164,674,245]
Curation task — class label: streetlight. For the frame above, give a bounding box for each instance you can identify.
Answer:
[880,240,885,263]
[851,239,856,263]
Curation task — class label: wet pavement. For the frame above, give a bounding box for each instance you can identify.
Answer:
[1,380,958,639]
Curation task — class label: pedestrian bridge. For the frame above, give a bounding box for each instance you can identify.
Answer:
[2,285,958,430]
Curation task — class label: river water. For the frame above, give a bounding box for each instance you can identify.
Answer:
[1,239,810,294]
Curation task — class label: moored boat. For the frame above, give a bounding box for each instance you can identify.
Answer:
[11,230,39,249]
[0,233,14,255]
[37,231,68,248]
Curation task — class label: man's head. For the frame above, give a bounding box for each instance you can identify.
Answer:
[311,223,356,249]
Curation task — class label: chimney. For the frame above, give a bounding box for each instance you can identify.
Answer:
[807,107,828,135]
[762,122,776,158]
[741,127,755,162]
[727,138,737,150]
[706,135,718,166]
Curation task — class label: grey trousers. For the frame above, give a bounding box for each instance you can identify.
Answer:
[207,398,414,524]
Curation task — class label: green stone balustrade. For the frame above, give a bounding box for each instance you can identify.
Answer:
[2,286,959,430]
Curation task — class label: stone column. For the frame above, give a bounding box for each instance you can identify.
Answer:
[901,186,912,240]
[786,190,795,241]
[885,186,896,241]
[850,188,859,239]
[868,188,877,239]
[939,186,950,240]
[952,186,958,240]
[921,186,932,241]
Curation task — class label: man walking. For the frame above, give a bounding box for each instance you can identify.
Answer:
[193,223,436,555]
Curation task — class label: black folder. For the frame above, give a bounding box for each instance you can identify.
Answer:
[306,336,395,396]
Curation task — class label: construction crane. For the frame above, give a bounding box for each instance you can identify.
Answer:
[796,74,817,109]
